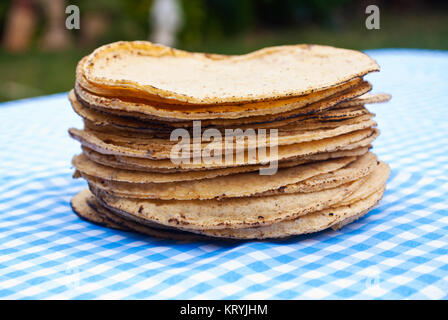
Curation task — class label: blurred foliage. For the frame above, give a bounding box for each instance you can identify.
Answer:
[178,0,353,45]
[1,0,447,49]
[0,49,87,101]
[70,0,151,43]
[0,0,11,36]
[0,0,448,101]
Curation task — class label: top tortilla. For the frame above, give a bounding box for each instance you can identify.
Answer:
[81,41,379,105]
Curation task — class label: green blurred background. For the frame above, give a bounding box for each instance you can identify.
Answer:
[1,0,447,102]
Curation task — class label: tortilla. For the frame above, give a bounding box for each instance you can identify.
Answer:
[71,189,127,230]
[80,41,379,104]
[90,161,388,232]
[255,152,379,195]
[90,161,387,231]
[68,40,390,242]
[74,79,372,125]
[73,152,360,183]
[74,88,374,135]
[338,92,391,106]
[82,111,374,138]
[195,187,386,239]
[81,145,370,173]
[78,118,376,160]
[69,126,378,161]
[71,186,385,240]
[77,156,356,200]
[195,163,389,238]
[71,189,207,241]
[82,112,375,140]
[75,77,366,120]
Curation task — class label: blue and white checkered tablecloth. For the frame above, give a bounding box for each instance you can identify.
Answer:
[0,49,447,300]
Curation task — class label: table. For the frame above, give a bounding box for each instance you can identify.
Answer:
[0,49,447,299]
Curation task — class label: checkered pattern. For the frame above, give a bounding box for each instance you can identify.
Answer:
[0,49,447,299]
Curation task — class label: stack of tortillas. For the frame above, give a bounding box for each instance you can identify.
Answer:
[69,41,391,240]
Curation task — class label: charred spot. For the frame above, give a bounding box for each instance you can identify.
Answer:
[138,205,143,214]
[329,213,334,216]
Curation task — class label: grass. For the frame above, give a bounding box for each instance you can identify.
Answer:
[0,49,88,102]
[1,10,448,102]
